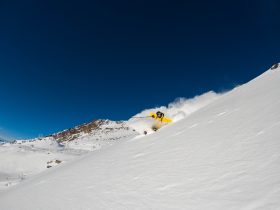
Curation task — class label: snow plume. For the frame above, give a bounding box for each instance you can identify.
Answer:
[166,91,222,121]
[128,91,223,134]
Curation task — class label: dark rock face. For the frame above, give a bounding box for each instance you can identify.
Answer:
[270,63,279,70]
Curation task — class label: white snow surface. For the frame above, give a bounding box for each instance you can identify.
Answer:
[0,138,77,190]
[0,121,136,190]
[1,67,280,209]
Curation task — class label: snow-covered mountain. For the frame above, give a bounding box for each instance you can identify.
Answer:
[0,138,6,145]
[0,64,280,209]
[43,119,137,150]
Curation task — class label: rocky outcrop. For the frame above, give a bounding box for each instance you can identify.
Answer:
[270,63,279,70]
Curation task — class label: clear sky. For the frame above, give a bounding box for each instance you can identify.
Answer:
[0,0,279,139]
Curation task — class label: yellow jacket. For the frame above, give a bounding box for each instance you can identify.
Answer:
[150,112,172,123]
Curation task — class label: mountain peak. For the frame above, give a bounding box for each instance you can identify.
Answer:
[0,137,7,144]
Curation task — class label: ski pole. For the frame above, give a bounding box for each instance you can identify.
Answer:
[131,116,152,119]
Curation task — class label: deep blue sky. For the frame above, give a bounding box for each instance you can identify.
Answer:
[0,0,279,139]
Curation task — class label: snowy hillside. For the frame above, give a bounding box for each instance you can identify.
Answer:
[0,120,137,190]
[0,138,75,190]
[1,64,280,209]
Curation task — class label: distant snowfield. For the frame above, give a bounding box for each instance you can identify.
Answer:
[0,138,81,190]
[1,65,280,209]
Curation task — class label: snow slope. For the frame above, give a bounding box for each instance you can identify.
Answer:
[1,66,280,209]
[0,120,137,190]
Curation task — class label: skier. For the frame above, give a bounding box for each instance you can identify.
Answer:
[150,111,172,131]
[133,111,172,134]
